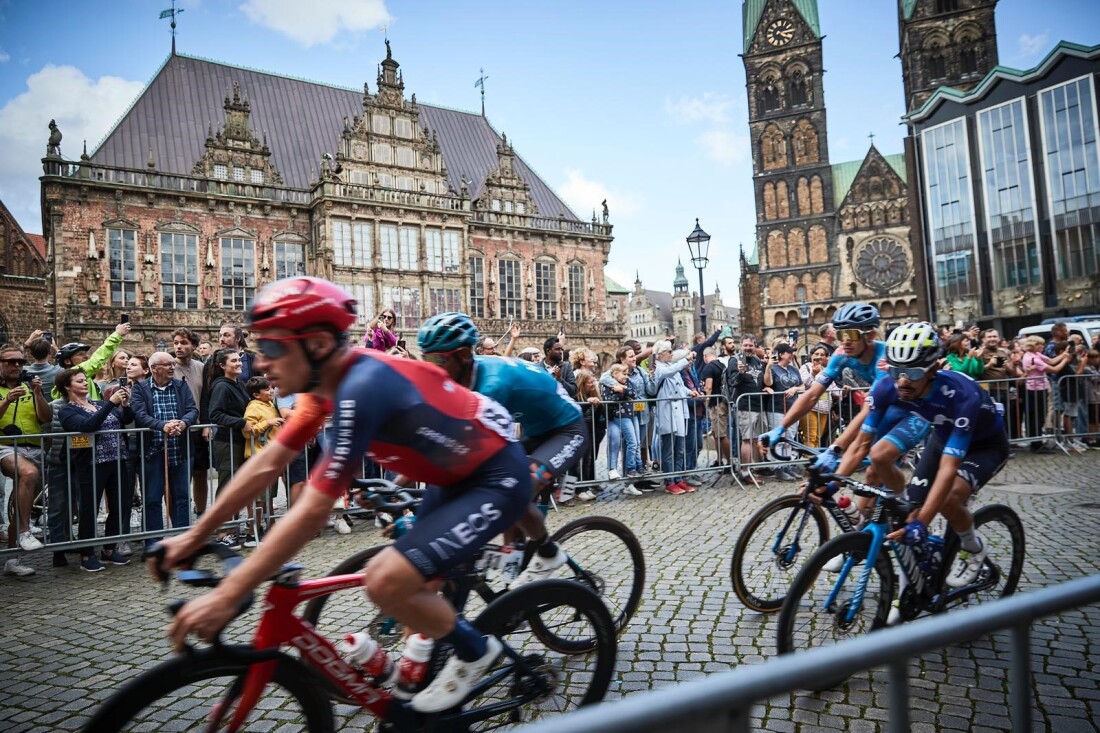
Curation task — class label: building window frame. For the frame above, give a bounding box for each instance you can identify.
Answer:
[380,224,399,269]
[499,259,522,320]
[220,237,256,311]
[429,287,462,316]
[340,281,374,326]
[332,220,372,268]
[387,285,421,331]
[535,260,557,320]
[399,226,418,270]
[469,255,485,318]
[159,231,199,310]
[107,228,138,307]
[274,240,307,281]
[568,264,585,321]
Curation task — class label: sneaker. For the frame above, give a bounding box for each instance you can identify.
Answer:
[823,553,846,573]
[664,483,686,495]
[334,516,352,535]
[219,534,242,551]
[622,485,644,497]
[100,550,130,566]
[411,636,502,713]
[80,555,105,573]
[117,542,133,557]
[17,531,43,552]
[683,476,704,487]
[626,470,645,478]
[607,469,622,480]
[887,601,903,626]
[4,558,35,576]
[1070,439,1089,453]
[241,533,259,548]
[946,539,987,588]
[511,547,569,587]
[577,490,597,502]
[52,552,68,568]
[676,481,697,493]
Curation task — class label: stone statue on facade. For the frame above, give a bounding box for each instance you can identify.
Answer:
[202,266,219,307]
[141,261,160,306]
[317,247,335,280]
[79,262,101,304]
[601,199,609,224]
[47,119,62,157]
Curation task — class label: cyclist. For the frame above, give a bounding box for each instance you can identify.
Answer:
[872,322,1010,588]
[149,277,531,714]
[417,312,586,586]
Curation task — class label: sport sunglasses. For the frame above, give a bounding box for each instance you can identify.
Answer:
[255,332,324,359]
[837,328,873,342]
[422,349,462,366]
[887,364,932,382]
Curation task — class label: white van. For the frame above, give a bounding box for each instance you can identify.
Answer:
[1016,320,1100,347]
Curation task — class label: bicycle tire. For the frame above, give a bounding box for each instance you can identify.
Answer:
[943,503,1026,606]
[545,515,645,639]
[730,494,830,613]
[456,579,614,728]
[80,646,334,733]
[776,532,894,691]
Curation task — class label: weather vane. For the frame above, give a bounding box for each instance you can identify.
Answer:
[475,68,489,117]
[159,0,184,54]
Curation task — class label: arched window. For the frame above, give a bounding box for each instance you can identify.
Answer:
[797,177,811,215]
[761,77,782,113]
[789,69,810,107]
[788,228,807,266]
[776,180,790,218]
[810,176,825,214]
[926,43,946,81]
[767,230,787,268]
[959,37,979,74]
[793,120,819,165]
[762,125,787,170]
[763,182,778,220]
[935,0,958,13]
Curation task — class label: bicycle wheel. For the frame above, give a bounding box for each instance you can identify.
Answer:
[776,532,894,691]
[545,515,645,638]
[730,494,830,613]
[944,503,1026,606]
[454,579,615,730]
[81,646,334,733]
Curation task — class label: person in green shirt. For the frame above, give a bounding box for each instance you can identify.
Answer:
[943,332,984,379]
[52,322,131,401]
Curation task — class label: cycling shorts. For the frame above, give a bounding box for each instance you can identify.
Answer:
[905,430,1009,506]
[523,418,589,489]
[877,404,931,456]
[394,441,531,580]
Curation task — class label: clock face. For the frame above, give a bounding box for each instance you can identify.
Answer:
[855,238,909,291]
[766,18,795,46]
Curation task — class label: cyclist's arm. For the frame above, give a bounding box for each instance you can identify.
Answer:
[832,400,871,449]
[835,428,874,476]
[914,454,963,527]
[777,380,827,429]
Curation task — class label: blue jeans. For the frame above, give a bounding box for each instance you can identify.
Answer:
[607,416,640,474]
[658,432,685,484]
[141,451,191,539]
[685,413,699,471]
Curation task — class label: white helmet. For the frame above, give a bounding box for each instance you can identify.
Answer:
[886,322,943,368]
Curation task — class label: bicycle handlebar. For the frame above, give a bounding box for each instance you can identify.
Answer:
[143,542,255,623]
[350,478,425,514]
[766,435,822,462]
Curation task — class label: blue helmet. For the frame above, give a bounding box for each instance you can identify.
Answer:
[418,312,480,353]
[832,302,881,330]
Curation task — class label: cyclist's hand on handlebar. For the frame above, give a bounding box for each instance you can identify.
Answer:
[810,445,842,474]
[145,531,206,584]
[167,589,239,653]
[758,425,784,448]
[887,513,923,543]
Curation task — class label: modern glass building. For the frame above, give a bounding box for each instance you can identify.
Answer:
[906,42,1100,333]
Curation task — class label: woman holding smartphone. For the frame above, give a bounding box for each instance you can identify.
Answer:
[366,309,398,351]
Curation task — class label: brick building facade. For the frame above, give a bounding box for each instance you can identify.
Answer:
[0,199,48,345]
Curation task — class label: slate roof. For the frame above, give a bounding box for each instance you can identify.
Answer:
[645,290,674,319]
[831,150,906,209]
[91,53,579,221]
[743,0,822,53]
[901,0,920,20]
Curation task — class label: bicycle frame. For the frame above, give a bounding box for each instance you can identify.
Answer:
[771,495,858,566]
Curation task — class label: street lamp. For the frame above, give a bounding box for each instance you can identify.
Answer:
[686,218,711,334]
[798,297,810,361]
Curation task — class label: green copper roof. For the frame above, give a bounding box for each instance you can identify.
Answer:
[831,152,906,208]
[901,0,919,20]
[605,274,629,295]
[743,0,822,53]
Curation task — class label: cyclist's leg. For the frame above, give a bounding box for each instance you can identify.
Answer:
[943,435,1010,587]
[871,406,929,494]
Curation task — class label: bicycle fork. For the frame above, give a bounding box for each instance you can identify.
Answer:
[772,502,815,566]
[826,524,888,626]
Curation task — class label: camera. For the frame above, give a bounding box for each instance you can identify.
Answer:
[19,369,32,384]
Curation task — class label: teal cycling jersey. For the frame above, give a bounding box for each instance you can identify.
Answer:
[472,356,582,439]
[816,340,887,388]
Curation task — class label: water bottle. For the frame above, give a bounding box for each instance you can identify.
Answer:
[392,512,416,539]
[393,633,435,699]
[836,495,863,529]
[342,632,396,685]
[499,541,525,585]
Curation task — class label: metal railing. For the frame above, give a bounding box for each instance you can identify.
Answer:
[518,573,1100,733]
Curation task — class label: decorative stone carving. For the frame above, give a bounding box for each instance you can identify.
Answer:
[202,266,219,307]
[47,119,62,157]
[141,261,159,306]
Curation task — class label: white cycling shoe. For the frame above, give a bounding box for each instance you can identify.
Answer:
[946,540,987,588]
[822,553,847,573]
[510,548,569,587]
[411,636,502,713]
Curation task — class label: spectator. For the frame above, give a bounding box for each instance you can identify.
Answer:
[1043,323,1071,431]
[218,324,257,382]
[541,336,577,398]
[96,349,131,395]
[678,350,707,485]
[601,363,641,485]
[599,344,654,492]
[172,328,209,516]
[55,369,133,572]
[242,376,285,544]
[0,343,50,576]
[130,351,197,545]
[818,323,838,355]
[1083,349,1100,448]
[518,347,541,363]
[205,348,253,548]
[943,333,984,378]
[763,343,804,480]
[481,323,519,357]
[799,345,835,447]
[196,341,213,361]
[652,340,694,495]
[1020,336,1069,453]
[1059,340,1089,452]
[699,347,730,466]
[979,329,1021,441]
[690,329,723,365]
[273,387,313,509]
[24,335,62,399]
[570,347,598,374]
[365,309,398,351]
[52,321,130,400]
[723,335,767,483]
[570,368,606,500]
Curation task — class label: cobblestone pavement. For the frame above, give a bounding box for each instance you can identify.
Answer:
[1,450,1098,732]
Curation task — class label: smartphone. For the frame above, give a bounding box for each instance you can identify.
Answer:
[396,339,407,350]
[42,332,53,342]
[119,313,129,324]
[788,329,798,342]
[118,376,129,388]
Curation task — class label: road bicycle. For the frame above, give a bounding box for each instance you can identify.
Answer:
[775,467,1025,690]
[303,479,645,656]
[81,539,617,732]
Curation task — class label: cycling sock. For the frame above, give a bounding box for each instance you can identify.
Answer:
[534,536,558,558]
[443,617,488,662]
[958,528,982,554]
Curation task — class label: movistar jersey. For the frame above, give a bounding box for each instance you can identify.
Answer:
[473,356,582,439]
[862,369,1004,458]
[816,340,888,388]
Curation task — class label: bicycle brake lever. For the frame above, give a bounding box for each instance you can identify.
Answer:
[143,542,171,588]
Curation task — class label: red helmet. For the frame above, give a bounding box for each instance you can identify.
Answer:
[248,277,357,333]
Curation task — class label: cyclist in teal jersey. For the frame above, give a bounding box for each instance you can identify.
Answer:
[418,312,589,586]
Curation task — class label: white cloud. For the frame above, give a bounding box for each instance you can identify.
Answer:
[240,0,392,47]
[557,169,641,220]
[697,130,748,166]
[0,48,10,64]
[665,92,736,124]
[0,65,144,232]
[1017,31,1050,60]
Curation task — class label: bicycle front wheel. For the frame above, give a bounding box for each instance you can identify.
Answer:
[456,579,615,729]
[730,494,830,612]
[945,503,1026,606]
[776,532,894,690]
[81,646,334,733]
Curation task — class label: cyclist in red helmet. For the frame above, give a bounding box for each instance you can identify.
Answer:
[149,277,532,713]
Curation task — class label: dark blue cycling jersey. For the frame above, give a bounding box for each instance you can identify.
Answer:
[473,356,581,439]
[862,369,1004,458]
[816,341,887,388]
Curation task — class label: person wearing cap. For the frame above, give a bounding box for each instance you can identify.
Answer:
[517,347,541,363]
[51,321,131,401]
[652,340,696,495]
[762,342,804,481]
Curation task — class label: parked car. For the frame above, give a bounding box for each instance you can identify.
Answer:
[1017,320,1100,347]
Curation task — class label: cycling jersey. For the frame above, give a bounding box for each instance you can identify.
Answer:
[816,341,887,388]
[862,369,1004,459]
[472,356,581,439]
[277,350,517,499]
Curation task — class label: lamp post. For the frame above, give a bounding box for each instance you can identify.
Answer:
[798,297,810,361]
[686,218,711,334]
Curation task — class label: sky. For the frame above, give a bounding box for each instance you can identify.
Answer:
[1,0,1098,307]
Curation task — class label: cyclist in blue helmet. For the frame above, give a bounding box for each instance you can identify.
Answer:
[418,312,588,586]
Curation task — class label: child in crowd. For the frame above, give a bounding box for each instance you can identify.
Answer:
[242,376,285,545]
[601,363,642,491]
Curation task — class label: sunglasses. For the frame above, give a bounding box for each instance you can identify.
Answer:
[838,329,872,342]
[422,349,460,366]
[255,333,315,359]
[381,314,395,321]
[1,359,27,366]
[888,364,932,382]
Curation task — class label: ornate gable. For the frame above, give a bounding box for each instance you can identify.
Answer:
[840,146,907,210]
[191,82,284,186]
[476,134,536,217]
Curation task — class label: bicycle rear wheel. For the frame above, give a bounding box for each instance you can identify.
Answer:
[80,646,334,733]
[730,494,830,612]
[452,579,615,730]
[944,503,1025,606]
[776,532,894,691]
